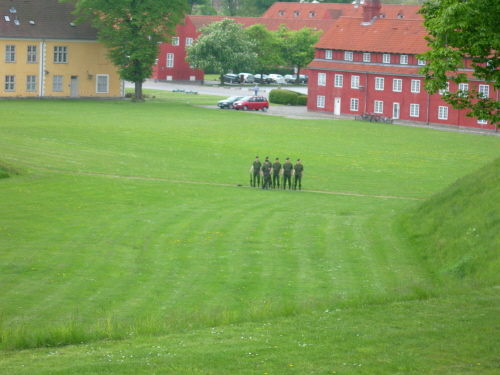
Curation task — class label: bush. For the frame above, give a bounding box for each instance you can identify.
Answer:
[297,95,308,106]
[269,89,307,106]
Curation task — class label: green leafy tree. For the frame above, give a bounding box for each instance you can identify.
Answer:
[186,19,257,84]
[235,0,279,16]
[220,0,238,16]
[418,0,500,128]
[192,4,218,15]
[246,24,284,76]
[279,26,322,83]
[71,0,188,102]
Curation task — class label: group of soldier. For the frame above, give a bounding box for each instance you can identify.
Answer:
[250,156,304,190]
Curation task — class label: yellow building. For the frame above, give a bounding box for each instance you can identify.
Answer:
[1,0,123,98]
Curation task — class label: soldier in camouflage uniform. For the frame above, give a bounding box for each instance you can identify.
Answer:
[272,157,282,189]
[250,156,261,187]
[282,158,293,190]
[293,159,304,190]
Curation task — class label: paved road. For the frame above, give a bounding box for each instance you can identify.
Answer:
[127,79,308,98]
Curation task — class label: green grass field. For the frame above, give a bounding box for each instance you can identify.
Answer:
[1,92,499,374]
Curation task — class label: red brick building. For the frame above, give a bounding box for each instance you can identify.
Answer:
[153,13,336,82]
[307,0,496,130]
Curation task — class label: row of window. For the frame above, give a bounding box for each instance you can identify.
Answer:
[171,37,193,47]
[4,75,109,93]
[323,50,426,65]
[5,45,68,64]
[316,96,488,124]
[316,97,445,118]
[318,73,490,97]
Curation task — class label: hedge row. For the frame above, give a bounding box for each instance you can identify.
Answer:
[269,89,307,106]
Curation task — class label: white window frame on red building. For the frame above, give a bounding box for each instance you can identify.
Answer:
[317,95,325,108]
[438,106,448,120]
[335,74,343,87]
[410,103,420,117]
[318,73,326,86]
[350,98,359,111]
[411,79,420,93]
[393,79,402,92]
[479,84,489,98]
[351,75,360,89]
[375,77,384,90]
[166,53,174,68]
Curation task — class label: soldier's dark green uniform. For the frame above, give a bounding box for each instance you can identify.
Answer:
[282,158,293,189]
[263,157,270,187]
[261,161,272,190]
[251,157,261,187]
[272,158,282,188]
[293,159,304,190]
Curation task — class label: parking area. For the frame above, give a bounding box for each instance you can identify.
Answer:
[127,79,308,98]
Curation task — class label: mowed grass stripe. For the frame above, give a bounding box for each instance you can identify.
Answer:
[0,171,471,330]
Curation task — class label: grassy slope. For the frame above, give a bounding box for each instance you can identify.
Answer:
[400,157,500,284]
[0,96,499,373]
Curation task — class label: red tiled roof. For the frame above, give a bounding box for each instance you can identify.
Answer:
[188,15,335,32]
[0,0,97,40]
[315,17,428,54]
[262,2,423,21]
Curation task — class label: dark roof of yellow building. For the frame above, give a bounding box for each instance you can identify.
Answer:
[0,0,97,40]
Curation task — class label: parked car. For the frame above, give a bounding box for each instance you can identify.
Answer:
[217,96,244,109]
[233,96,269,111]
[223,73,241,84]
[284,74,308,83]
[254,74,272,84]
[238,73,255,83]
[296,74,308,83]
[267,74,286,84]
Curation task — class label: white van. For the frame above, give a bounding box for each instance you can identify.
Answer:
[268,74,286,84]
[238,73,255,83]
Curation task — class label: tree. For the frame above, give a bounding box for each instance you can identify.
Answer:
[186,19,257,84]
[220,0,238,16]
[71,0,188,102]
[246,24,284,76]
[279,26,322,83]
[235,0,279,16]
[418,0,500,128]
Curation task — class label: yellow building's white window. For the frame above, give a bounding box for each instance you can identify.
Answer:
[54,46,68,63]
[53,75,63,91]
[96,74,109,93]
[27,45,37,63]
[6,45,16,63]
[26,75,36,92]
[5,75,15,91]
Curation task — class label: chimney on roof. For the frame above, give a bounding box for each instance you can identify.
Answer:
[362,0,381,24]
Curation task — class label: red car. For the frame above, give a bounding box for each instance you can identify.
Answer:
[233,96,269,111]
